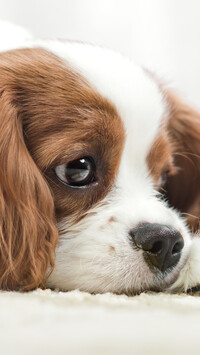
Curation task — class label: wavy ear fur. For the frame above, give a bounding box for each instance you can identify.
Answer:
[165,92,200,232]
[0,90,58,290]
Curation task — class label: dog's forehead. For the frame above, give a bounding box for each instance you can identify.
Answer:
[2,42,167,189]
[41,40,165,165]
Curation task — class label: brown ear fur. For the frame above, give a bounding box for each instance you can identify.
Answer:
[0,90,58,290]
[165,92,200,232]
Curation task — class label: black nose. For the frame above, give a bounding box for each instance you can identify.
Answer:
[130,223,184,273]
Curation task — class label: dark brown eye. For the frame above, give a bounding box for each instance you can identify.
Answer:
[54,157,96,187]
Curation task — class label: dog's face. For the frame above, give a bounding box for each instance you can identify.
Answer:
[0,42,199,292]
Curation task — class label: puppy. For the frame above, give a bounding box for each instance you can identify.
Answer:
[0,23,199,293]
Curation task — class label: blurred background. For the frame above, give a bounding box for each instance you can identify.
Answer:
[0,0,200,108]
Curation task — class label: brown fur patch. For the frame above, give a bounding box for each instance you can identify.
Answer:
[0,47,125,289]
[165,92,200,231]
[147,132,174,186]
[147,89,200,232]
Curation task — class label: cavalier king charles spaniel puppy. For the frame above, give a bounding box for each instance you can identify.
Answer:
[0,22,199,293]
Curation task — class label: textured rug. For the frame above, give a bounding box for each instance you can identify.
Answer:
[1,289,200,355]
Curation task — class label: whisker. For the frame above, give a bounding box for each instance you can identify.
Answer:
[181,212,199,220]
[180,152,200,159]
[173,152,195,165]
[173,152,200,170]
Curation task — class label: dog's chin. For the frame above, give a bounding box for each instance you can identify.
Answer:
[165,237,200,293]
[152,268,186,293]
[100,256,189,296]
[134,252,191,295]
[150,237,200,294]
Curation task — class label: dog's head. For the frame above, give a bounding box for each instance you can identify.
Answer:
[0,42,199,292]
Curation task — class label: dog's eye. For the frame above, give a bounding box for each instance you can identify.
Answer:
[54,157,96,187]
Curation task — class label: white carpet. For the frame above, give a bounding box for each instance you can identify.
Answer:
[1,289,200,355]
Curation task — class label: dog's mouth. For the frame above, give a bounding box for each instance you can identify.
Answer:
[148,249,191,293]
[123,251,190,296]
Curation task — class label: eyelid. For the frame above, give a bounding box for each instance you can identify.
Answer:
[49,149,96,169]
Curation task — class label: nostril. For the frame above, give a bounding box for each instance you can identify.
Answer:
[150,241,163,254]
[172,241,183,255]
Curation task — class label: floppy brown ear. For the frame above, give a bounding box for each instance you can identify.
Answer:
[0,90,58,290]
[165,92,200,232]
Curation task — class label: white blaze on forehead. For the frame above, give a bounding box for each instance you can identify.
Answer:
[39,40,164,164]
